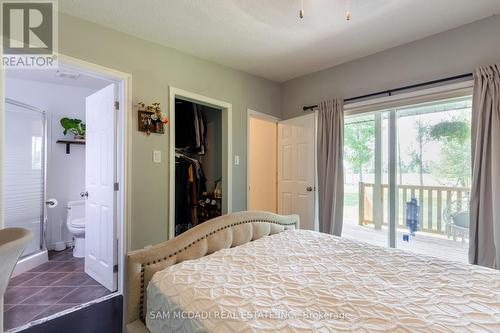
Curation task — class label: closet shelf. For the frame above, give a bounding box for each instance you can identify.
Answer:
[56,140,85,154]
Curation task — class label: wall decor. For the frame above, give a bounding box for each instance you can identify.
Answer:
[137,102,168,135]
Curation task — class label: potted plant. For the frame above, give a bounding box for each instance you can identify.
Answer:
[60,117,86,140]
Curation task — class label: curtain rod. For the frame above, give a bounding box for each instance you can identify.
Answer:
[302,73,473,111]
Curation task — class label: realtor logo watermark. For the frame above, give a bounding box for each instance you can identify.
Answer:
[1,0,58,68]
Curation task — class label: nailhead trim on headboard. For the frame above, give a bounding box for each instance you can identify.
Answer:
[138,218,296,321]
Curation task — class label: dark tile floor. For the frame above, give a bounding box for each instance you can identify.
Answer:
[3,248,111,331]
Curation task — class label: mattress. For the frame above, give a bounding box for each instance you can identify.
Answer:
[146,229,500,332]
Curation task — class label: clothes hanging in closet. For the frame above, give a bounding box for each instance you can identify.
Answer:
[175,101,207,155]
[175,153,207,236]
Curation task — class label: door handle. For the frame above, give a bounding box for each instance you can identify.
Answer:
[80,191,88,198]
[45,199,58,207]
[306,186,313,192]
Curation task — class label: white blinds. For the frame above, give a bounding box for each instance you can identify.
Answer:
[4,101,45,257]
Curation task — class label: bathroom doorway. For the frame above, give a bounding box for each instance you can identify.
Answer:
[2,57,130,332]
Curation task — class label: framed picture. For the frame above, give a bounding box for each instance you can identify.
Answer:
[138,110,164,134]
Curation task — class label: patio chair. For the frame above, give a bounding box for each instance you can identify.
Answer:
[443,196,470,243]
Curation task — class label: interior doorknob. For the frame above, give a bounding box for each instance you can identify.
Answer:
[306,186,313,192]
[45,199,58,207]
[80,191,88,198]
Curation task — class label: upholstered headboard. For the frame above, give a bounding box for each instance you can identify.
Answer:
[125,211,299,326]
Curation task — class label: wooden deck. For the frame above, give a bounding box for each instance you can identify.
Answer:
[342,221,468,263]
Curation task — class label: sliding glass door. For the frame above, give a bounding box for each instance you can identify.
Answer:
[343,96,472,262]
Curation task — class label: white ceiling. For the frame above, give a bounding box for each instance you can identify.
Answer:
[60,0,500,82]
[6,67,111,90]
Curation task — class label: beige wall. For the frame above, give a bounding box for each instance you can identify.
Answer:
[281,15,500,119]
[56,14,281,250]
[248,117,277,212]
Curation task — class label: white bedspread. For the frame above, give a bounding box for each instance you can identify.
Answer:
[146,229,500,333]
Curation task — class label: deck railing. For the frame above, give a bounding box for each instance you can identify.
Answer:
[358,182,470,234]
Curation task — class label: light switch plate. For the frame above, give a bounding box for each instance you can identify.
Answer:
[153,150,161,163]
[234,155,240,166]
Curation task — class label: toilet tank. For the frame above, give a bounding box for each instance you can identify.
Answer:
[67,200,85,220]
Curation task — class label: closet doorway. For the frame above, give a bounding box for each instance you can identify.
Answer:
[168,87,232,238]
[247,110,279,212]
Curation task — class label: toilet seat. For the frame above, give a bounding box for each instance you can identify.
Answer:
[70,217,85,228]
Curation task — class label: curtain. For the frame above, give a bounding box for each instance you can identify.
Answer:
[469,64,500,268]
[317,99,344,236]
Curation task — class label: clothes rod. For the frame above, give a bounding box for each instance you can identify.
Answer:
[302,73,473,111]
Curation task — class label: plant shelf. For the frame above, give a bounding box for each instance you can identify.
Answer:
[56,140,85,154]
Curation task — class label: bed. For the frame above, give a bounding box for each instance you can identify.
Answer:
[126,211,500,333]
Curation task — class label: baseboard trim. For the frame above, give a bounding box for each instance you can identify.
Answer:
[11,250,49,277]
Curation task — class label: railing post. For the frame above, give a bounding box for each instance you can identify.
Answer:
[359,182,364,225]
[437,190,442,232]
[419,189,424,232]
[428,189,433,232]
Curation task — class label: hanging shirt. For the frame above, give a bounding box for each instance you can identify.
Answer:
[175,157,192,232]
[175,100,207,155]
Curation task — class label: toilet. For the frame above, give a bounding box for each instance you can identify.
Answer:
[66,201,86,258]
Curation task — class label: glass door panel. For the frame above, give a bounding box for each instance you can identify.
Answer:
[4,101,45,257]
[343,111,389,247]
[394,96,472,262]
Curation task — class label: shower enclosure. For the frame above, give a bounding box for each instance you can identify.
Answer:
[4,98,47,259]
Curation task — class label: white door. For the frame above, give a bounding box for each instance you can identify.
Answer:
[278,114,316,230]
[85,84,117,292]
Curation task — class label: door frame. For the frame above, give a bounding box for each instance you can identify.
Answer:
[246,109,280,210]
[56,54,132,297]
[168,87,232,239]
[0,53,132,326]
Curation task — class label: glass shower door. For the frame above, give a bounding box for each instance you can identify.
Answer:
[4,99,46,257]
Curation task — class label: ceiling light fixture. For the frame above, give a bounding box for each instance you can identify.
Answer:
[55,70,80,80]
[299,0,353,21]
[345,0,352,21]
